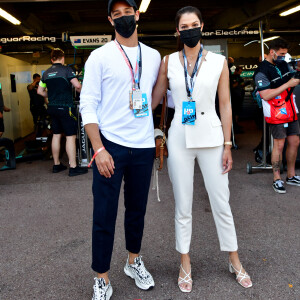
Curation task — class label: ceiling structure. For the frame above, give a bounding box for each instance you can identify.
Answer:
[0,0,299,59]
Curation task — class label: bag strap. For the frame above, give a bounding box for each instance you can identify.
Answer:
[285,87,294,102]
[160,55,169,132]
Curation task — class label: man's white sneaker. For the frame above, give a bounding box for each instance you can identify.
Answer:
[124,256,155,290]
[92,278,113,300]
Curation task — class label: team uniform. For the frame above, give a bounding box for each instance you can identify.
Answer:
[39,64,78,136]
[255,59,299,138]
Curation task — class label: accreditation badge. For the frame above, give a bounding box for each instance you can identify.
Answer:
[182,101,196,125]
[134,93,149,118]
[132,90,143,110]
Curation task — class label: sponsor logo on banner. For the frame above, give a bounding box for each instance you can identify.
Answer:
[0,36,56,43]
[70,35,112,47]
[202,29,259,37]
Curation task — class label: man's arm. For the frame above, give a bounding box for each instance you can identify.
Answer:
[260,78,300,101]
[70,78,82,93]
[80,52,114,178]
[84,124,114,178]
[255,71,300,101]
[3,105,10,112]
[27,80,38,91]
[37,85,48,98]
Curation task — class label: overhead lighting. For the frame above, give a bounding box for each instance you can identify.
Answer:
[280,5,300,17]
[263,36,280,42]
[139,0,151,13]
[0,8,21,25]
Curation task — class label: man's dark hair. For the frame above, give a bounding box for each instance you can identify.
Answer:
[51,48,65,61]
[33,73,40,80]
[175,6,203,28]
[269,38,289,51]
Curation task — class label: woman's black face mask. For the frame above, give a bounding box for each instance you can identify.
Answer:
[179,27,202,48]
[113,15,136,38]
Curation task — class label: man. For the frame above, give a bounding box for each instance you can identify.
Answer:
[80,1,161,299]
[230,66,245,132]
[255,38,300,193]
[27,73,47,131]
[38,48,87,176]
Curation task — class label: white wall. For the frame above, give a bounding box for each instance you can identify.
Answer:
[0,54,51,140]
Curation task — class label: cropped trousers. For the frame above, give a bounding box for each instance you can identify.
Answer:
[92,133,155,273]
[167,126,238,254]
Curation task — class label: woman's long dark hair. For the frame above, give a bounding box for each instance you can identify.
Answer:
[175,6,203,51]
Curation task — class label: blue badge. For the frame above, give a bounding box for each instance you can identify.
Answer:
[182,101,196,125]
[284,123,289,128]
[134,93,149,118]
[275,95,281,99]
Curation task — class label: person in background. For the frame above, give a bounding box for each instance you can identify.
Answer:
[38,48,87,177]
[152,5,252,293]
[27,73,47,132]
[230,66,245,133]
[80,0,161,299]
[254,38,300,193]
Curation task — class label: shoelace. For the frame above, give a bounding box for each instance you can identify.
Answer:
[94,278,107,299]
[132,257,150,280]
[275,180,284,187]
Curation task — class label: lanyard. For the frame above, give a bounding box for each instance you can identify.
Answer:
[182,45,203,100]
[274,65,282,79]
[114,39,142,90]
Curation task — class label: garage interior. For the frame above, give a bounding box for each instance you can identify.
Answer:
[0,0,299,140]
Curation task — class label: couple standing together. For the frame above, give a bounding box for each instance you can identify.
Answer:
[80,1,253,299]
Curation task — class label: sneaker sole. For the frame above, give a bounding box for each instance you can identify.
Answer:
[272,186,286,194]
[286,181,300,186]
[124,266,154,291]
[106,286,113,300]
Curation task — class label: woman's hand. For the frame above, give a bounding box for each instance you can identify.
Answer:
[95,149,115,178]
[222,146,233,174]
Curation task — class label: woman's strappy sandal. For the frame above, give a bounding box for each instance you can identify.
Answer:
[178,264,193,293]
[229,261,253,288]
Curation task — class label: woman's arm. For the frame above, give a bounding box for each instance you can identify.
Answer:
[218,59,233,174]
[152,58,168,110]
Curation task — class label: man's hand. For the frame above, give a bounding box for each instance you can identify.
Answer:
[288,77,300,88]
[95,149,115,178]
[0,112,3,118]
[3,106,10,112]
[222,147,233,174]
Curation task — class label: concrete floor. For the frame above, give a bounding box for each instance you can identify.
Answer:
[0,122,299,300]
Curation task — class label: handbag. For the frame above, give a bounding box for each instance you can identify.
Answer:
[154,55,169,171]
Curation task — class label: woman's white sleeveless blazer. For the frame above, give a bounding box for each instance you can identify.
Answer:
[167,51,225,148]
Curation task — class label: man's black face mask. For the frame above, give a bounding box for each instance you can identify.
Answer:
[113,15,136,38]
[179,27,202,48]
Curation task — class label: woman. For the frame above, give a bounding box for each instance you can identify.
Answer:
[152,6,252,292]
